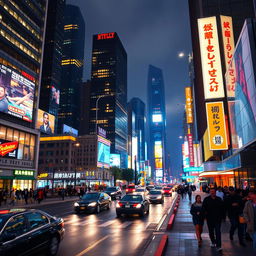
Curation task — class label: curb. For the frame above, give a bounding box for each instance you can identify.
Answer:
[167,194,180,230]
[154,234,168,256]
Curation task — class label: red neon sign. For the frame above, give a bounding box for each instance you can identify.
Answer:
[97,32,115,40]
[0,141,18,157]
[21,71,35,82]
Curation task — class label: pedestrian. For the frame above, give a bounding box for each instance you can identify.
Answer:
[188,185,192,202]
[61,188,65,200]
[216,186,224,200]
[243,191,256,249]
[24,189,29,205]
[88,185,91,192]
[37,189,43,204]
[190,195,204,247]
[2,190,7,205]
[0,189,3,206]
[202,188,224,252]
[9,190,16,206]
[224,187,245,246]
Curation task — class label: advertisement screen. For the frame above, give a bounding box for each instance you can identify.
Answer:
[110,154,120,167]
[0,139,18,158]
[50,86,60,106]
[226,21,256,150]
[36,109,55,135]
[154,141,162,158]
[0,64,35,122]
[63,124,78,137]
[156,169,163,178]
[155,158,163,169]
[97,136,110,168]
[152,114,162,123]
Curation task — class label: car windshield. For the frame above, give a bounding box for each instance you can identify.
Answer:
[106,187,117,191]
[122,195,142,202]
[155,187,162,190]
[163,187,170,190]
[149,190,161,195]
[128,186,135,189]
[135,188,145,192]
[82,193,99,200]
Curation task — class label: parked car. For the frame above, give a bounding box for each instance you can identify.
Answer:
[126,184,136,194]
[74,192,111,213]
[104,187,122,199]
[0,208,64,256]
[116,194,149,217]
[147,190,164,204]
[162,187,172,196]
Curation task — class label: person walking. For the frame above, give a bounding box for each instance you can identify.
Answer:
[202,188,224,252]
[224,187,245,246]
[188,185,193,202]
[243,191,256,249]
[9,190,16,206]
[216,186,224,200]
[24,189,29,205]
[190,195,204,247]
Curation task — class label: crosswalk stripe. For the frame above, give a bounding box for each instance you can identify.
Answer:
[98,220,116,227]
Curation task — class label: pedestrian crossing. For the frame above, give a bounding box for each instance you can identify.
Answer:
[63,217,154,230]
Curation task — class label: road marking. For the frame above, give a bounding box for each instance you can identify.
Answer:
[74,235,109,256]
[98,220,116,227]
[118,221,132,228]
[72,219,97,226]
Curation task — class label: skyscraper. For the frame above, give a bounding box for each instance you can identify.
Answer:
[0,0,47,190]
[89,32,127,166]
[40,0,66,129]
[188,0,255,140]
[128,98,146,174]
[147,65,167,182]
[58,4,85,133]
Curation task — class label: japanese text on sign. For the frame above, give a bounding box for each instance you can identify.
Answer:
[185,87,193,123]
[206,102,228,150]
[198,16,225,99]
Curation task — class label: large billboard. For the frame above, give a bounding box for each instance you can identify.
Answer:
[226,20,256,150]
[97,136,110,168]
[0,64,35,122]
[154,141,163,158]
[63,124,78,137]
[206,102,228,150]
[110,154,121,168]
[36,109,55,135]
[50,86,60,106]
[198,16,225,99]
[185,87,193,123]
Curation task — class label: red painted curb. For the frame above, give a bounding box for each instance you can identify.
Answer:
[173,206,177,214]
[154,234,168,256]
[167,213,175,230]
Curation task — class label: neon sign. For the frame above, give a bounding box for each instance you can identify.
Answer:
[97,32,115,40]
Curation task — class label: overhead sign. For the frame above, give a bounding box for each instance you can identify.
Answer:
[185,87,193,123]
[14,170,34,177]
[184,167,203,172]
[206,102,228,150]
[97,32,115,40]
[198,16,225,99]
[220,16,235,71]
[188,134,194,167]
[0,141,18,157]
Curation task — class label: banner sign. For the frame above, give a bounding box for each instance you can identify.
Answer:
[0,140,18,157]
[198,16,225,99]
[206,102,228,150]
[184,167,203,172]
[185,87,193,123]
[188,134,194,167]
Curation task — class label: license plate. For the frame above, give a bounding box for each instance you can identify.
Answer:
[125,205,130,208]
[80,207,85,210]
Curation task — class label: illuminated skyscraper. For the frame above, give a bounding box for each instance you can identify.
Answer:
[0,0,47,190]
[58,4,85,133]
[147,65,167,182]
[89,32,127,167]
[40,0,66,129]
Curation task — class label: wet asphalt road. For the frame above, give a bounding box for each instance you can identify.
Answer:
[31,195,174,256]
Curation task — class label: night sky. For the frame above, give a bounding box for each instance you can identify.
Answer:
[67,0,192,178]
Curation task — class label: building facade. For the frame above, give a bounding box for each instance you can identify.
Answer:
[0,0,47,190]
[58,4,85,133]
[38,135,113,188]
[40,0,66,131]
[88,32,128,167]
[147,65,167,182]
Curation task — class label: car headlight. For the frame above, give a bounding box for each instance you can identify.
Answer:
[111,192,115,195]
[74,202,79,207]
[157,196,162,199]
[88,202,97,207]
[136,203,142,208]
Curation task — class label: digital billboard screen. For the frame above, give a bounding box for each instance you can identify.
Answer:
[50,86,60,106]
[63,124,78,137]
[152,114,162,123]
[97,136,110,168]
[0,64,35,122]
[226,20,256,150]
[154,141,162,158]
[110,154,121,168]
[36,109,55,135]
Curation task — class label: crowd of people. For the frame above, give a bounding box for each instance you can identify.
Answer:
[183,185,256,252]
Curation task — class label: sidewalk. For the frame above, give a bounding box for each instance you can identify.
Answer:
[165,192,255,256]
[0,196,78,209]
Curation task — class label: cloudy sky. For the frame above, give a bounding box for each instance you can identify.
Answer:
[67,0,192,177]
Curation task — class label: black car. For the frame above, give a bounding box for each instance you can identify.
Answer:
[74,192,111,213]
[104,187,122,199]
[0,208,64,256]
[116,194,150,217]
[147,190,164,204]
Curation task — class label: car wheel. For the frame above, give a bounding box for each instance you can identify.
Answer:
[47,236,59,256]
[116,212,121,218]
[95,205,100,214]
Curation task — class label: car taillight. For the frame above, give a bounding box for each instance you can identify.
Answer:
[60,221,64,228]
[134,203,141,208]
[126,189,128,192]
[169,191,172,193]
[116,202,123,208]
[132,189,135,192]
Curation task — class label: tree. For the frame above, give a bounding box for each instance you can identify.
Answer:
[121,168,134,183]
[110,167,122,185]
